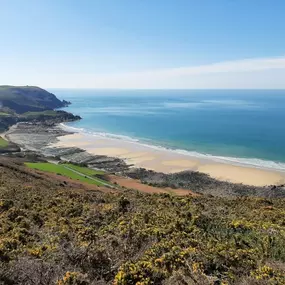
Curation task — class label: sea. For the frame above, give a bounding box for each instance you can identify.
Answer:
[49,89,285,171]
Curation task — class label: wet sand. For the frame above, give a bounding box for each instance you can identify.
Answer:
[52,132,285,187]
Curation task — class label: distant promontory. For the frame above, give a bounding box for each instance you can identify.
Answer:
[0,85,80,131]
[0,85,70,113]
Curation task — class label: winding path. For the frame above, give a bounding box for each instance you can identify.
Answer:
[63,165,115,188]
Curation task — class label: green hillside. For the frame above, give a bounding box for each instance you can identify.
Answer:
[25,162,110,186]
[0,86,69,114]
[0,86,80,131]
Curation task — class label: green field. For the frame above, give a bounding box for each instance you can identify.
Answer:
[0,137,9,147]
[25,162,110,186]
[63,163,105,176]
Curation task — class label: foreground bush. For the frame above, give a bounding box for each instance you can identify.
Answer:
[0,163,285,284]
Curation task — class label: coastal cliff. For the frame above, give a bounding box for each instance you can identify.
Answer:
[0,85,70,113]
[0,86,80,131]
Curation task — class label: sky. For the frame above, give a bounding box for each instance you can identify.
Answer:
[0,0,285,89]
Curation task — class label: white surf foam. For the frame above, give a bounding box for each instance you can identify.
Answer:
[59,123,285,172]
[60,123,140,142]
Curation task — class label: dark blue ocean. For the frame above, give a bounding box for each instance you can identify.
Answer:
[50,89,285,171]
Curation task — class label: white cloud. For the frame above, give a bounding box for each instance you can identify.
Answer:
[2,56,285,89]
[159,56,285,75]
[68,56,285,89]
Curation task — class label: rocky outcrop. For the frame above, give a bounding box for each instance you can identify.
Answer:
[22,110,81,124]
[0,86,80,131]
[0,110,81,132]
[6,123,285,198]
[5,123,71,151]
[124,168,285,198]
[6,123,129,172]
[0,116,18,132]
[0,142,20,153]
[43,147,129,172]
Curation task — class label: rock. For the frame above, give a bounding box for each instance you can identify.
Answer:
[6,122,285,199]
[123,168,285,198]
[0,143,20,154]
[6,123,130,173]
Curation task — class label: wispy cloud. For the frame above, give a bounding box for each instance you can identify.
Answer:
[110,56,285,78]
[74,56,285,89]
[158,56,285,75]
[3,56,285,89]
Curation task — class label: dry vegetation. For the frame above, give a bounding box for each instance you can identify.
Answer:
[0,158,285,284]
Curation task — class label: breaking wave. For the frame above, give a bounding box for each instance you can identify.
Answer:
[60,123,285,172]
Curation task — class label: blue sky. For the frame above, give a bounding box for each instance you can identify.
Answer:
[1,0,285,88]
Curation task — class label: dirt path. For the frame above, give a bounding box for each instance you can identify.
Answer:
[63,165,114,188]
[3,155,196,196]
[108,174,197,196]
[30,168,115,193]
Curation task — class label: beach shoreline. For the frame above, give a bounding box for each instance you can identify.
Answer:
[51,126,285,187]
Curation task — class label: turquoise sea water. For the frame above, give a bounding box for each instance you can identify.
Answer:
[50,89,285,171]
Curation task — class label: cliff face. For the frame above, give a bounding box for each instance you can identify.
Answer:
[0,116,18,132]
[0,86,80,131]
[0,86,69,114]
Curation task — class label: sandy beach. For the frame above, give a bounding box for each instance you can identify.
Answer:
[51,131,285,187]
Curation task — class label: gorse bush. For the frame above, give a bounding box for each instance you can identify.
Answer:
[0,162,285,284]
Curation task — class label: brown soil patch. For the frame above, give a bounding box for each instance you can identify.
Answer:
[0,157,114,194]
[108,174,197,196]
[0,157,195,196]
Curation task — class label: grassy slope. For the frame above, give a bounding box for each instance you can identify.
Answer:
[0,86,43,110]
[0,159,285,284]
[0,86,64,113]
[0,86,79,131]
[23,110,59,117]
[0,137,9,147]
[25,162,108,186]
[63,163,105,175]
